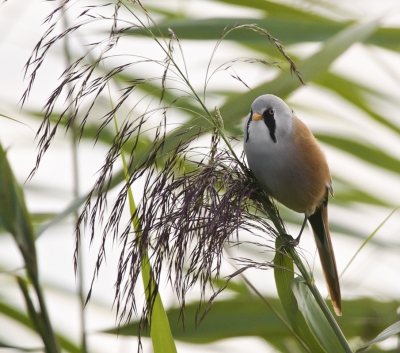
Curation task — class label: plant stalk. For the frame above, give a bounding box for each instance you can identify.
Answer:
[122,2,245,169]
[111,103,177,352]
[28,269,60,353]
[61,5,88,352]
[288,245,353,353]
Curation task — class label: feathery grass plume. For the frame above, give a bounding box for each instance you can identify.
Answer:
[110,126,282,324]
[22,0,303,177]
[22,0,303,341]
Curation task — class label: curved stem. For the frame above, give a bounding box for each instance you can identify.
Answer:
[61,6,87,352]
[288,245,353,353]
[123,2,245,169]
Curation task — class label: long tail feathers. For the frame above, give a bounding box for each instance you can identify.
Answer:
[308,202,342,316]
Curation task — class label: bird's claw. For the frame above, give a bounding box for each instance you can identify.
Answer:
[280,233,299,247]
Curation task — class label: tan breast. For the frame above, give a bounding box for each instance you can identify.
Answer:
[287,117,331,215]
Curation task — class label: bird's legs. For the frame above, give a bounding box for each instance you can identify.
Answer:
[295,215,308,243]
[281,215,308,247]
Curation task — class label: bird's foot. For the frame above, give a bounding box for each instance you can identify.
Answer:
[280,233,299,247]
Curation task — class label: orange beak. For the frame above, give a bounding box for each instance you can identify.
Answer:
[252,112,262,121]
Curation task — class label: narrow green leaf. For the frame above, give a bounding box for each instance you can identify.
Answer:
[0,143,59,353]
[314,72,400,136]
[0,113,33,130]
[103,296,291,343]
[278,207,396,250]
[274,237,327,353]
[0,143,39,289]
[315,134,400,175]
[114,110,177,353]
[36,195,86,236]
[16,276,44,339]
[331,177,391,207]
[366,27,400,50]
[128,3,400,50]
[0,342,41,351]
[102,295,400,349]
[0,299,34,330]
[127,18,347,45]
[291,278,346,353]
[356,321,400,352]
[212,277,250,296]
[36,158,151,236]
[341,205,400,278]
[219,19,379,131]
[0,300,80,353]
[141,259,177,353]
[335,299,400,341]
[215,0,343,23]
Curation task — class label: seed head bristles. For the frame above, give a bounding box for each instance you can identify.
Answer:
[82,126,278,323]
[204,23,304,102]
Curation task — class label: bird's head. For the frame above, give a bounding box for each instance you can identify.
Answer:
[246,94,294,144]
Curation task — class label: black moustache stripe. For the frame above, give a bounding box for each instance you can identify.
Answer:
[264,110,277,143]
[246,109,252,142]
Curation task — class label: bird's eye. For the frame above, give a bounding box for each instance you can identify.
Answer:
[269,108,275,115]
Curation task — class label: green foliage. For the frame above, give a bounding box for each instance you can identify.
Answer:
[0,143,60,353]
[291,277,345,353]
[274,238,327,353]
[356,321,400,352]
[103,294,400,353]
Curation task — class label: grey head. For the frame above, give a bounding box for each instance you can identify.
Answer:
[244,94,294,144]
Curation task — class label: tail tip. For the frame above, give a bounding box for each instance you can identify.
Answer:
[333,303,342,316]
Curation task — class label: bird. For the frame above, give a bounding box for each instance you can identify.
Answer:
[243,94,341,316]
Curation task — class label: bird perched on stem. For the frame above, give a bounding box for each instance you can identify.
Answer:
[243,94,341,316]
